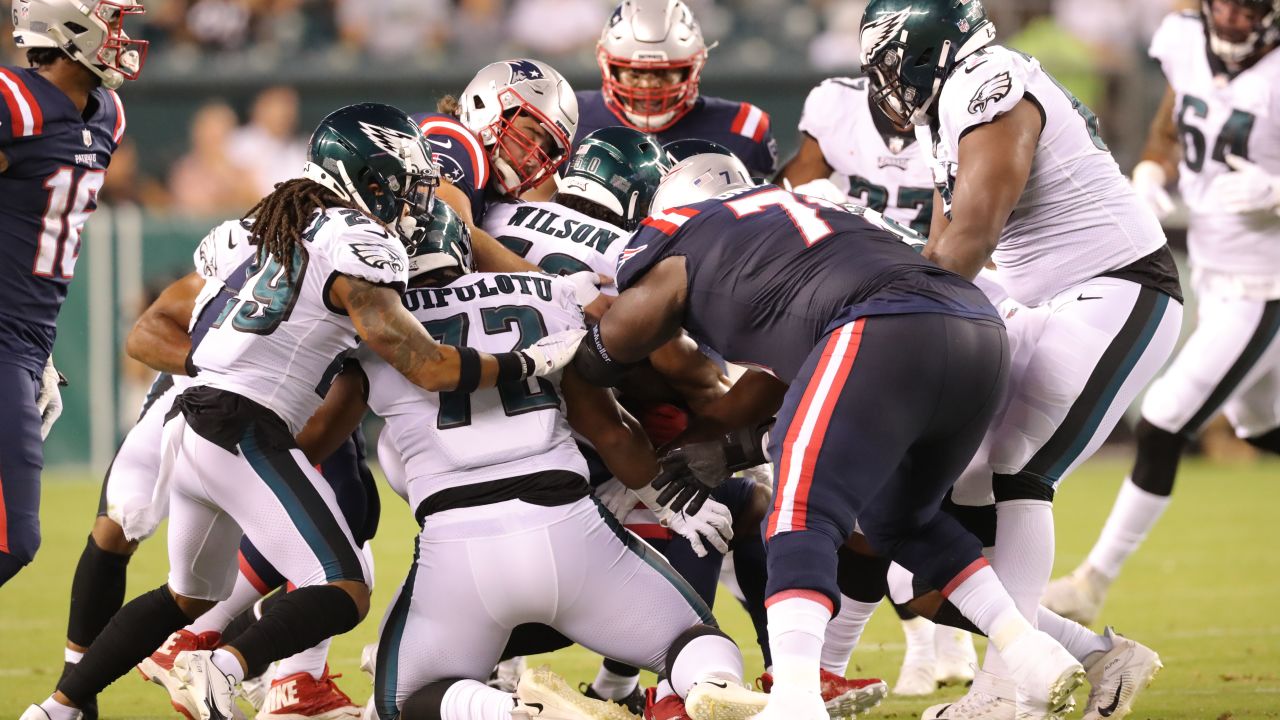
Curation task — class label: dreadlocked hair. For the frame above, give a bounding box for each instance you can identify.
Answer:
[242,178,360,276]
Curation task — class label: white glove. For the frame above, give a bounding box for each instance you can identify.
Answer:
[1208,154,1280,216]
[1131,160,1176,220]
[563,271,610,308]
[593,477,637,522]
[791,178,849,205]
[520,327,586,377]
[739,462,773,488]
[635,484,734,557]
[35,357,64,440]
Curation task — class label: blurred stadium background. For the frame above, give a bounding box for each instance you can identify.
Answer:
[3,0,1257,476]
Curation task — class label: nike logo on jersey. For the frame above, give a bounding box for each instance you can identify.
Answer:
[964,60,989,74]
[1077,294,1103,301]
[1098,680,1125,716]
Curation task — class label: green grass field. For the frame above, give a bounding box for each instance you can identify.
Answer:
[2,456,1278,718]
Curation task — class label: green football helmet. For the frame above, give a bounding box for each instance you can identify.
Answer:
[302,102,439,246]
[859,0,997,127]
[555,126,672,231]
[406,200,474,282]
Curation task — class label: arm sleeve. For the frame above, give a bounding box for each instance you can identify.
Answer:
[332,224,411,292]
[936,49,1030,149]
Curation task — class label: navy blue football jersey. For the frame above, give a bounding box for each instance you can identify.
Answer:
[574,91,778,179]
[412,112,494,225]
[0,66,126,372]
[616,185,999,383]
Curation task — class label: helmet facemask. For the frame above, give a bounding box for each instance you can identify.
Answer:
[1202,0,1280,67]
[863,42,947,128]
[598,49,706,132]
[483,88,573,197]
[91,1,147,84]
[13,0,149,89]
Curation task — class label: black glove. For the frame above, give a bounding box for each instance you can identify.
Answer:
[651,419,773,515]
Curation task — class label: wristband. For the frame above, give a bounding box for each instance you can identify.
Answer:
[496,352,528,384]
[456,346,482,392]
[571,323,632,387]
[722,418,774,472]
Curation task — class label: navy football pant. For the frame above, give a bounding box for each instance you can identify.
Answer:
[764,314,1009,609]
[0,361,45,586]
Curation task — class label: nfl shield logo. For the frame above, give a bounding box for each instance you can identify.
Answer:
[957,18,970,32]
[82,129,92,147]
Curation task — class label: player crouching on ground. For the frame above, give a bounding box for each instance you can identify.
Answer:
[302,201,759,720]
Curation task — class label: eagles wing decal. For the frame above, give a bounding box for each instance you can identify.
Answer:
[358,120,415,159]
[968,71,1013,115]
[349,242,405,274]
[859,8,912,65]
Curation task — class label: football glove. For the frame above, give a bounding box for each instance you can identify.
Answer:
[634,484,734,557]
[593,477,637,522]
[36,357,67,440]
[519,328,587,377]
[1131,160,1176,220]
[1208,154,1280,216]
[651,420,773,514]
[791,178,849,205]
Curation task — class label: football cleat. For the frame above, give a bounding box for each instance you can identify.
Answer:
[491,656,529,693]
[20,704,81,720]
[512,665,641,719]
[644,693,692,720]
[582,681,648,715]
[1080,628,1162,720]
[256,667,360,720]
[920,670,1018,720]
[934,629,978,687]
[684,679,771,720]
[241,662,278,711]
[1042,565,1110,626]
[998,631,1084,717]
[138,630,223,682]
[758,668,888,717]
[168,649,244,720]
[894,655,940,697]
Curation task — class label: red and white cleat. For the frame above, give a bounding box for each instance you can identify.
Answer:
[138,630,223,682]
[757,669,888,719]
[645,693,692,720]
[256,668,361,720]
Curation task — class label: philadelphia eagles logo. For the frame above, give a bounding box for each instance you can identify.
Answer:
[859,7,912,65]
[968,72,1013,115]
[349,242,405,273]
[358,121,416,160]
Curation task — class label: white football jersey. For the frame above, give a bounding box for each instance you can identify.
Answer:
[1150,12,1280,281]
[361,272,588,511]
[800,77,936,236]
[918,45,1167,307]
[482,201,627,293]
[191,207,408,432]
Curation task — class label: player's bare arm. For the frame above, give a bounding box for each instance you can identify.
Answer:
[776,132,835,188]
[562,365,660,490]
[644,333,731,415]
[294,364,367,464]
[437,182,536,273]
[924,99,1042,279]
[595,256,689,364]
[678,368,788,443]
[929,188,951,241]
[125,271,205,375]
[1141,84,1180,177]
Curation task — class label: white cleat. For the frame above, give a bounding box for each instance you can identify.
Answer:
[240,661,277,711]
[512,665,640,719]
[896,618,939,697]
[744,688,828,720]
[1080,628,1162,720]
[935,629,978,686]
[920,670,1017,719]
[169,650,245,720]
[1042,565,1110,626]
[20,705,81,720]
[999,630,1085,718]
[684,678,772,720]
[894,656,940,697]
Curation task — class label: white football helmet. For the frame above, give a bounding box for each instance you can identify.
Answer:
[1202,0,1280,67]
[649,152,752,216]
[598,0,707,132]
[11,0,148,89]
[457,59,578,197]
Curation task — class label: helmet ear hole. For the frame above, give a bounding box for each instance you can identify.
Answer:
[915,48,934,67]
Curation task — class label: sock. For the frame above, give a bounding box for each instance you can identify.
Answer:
[942,563,1033,652]
[819,596,877,675]
[892,601,920,621]
[64,649,84,664]
[39,697,81,720]
[763,593,831,696]
[211,648,246,684]
[275,638,331,681]
[666,625,744,698]
[57,585,191,706]
[591,659,640,700]
[1085,478,1172,580]
[899,616,937,669]
[1036,607,1108,662]
[230,585,360,674]
[188,570,268,635]
[403,677,514,720]
[66,535,132,648]
[1245,426,1280,454]
[992,499,1054,623]
[730,536,772,667]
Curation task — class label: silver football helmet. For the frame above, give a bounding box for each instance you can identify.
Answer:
[457,58,578,197]
[649,152,752,216]
[598,0,708,132]
[11,0,148,89]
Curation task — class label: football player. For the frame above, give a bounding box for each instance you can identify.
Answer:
[308,203,755,720]
[778,73,977,697]
[574,154,1087,720]
[22,103,584,720]
[0,0,146,587]
[1045,0,1280,626]
[859,0,1182,717]
[574,0,778,179]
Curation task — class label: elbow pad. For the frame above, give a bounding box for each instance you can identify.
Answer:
[572,324,634,387]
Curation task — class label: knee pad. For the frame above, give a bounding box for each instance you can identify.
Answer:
[1131,418,1189,496]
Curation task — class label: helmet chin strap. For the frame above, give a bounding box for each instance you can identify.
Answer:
[909,39,953,126]
[302,160,377,219]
